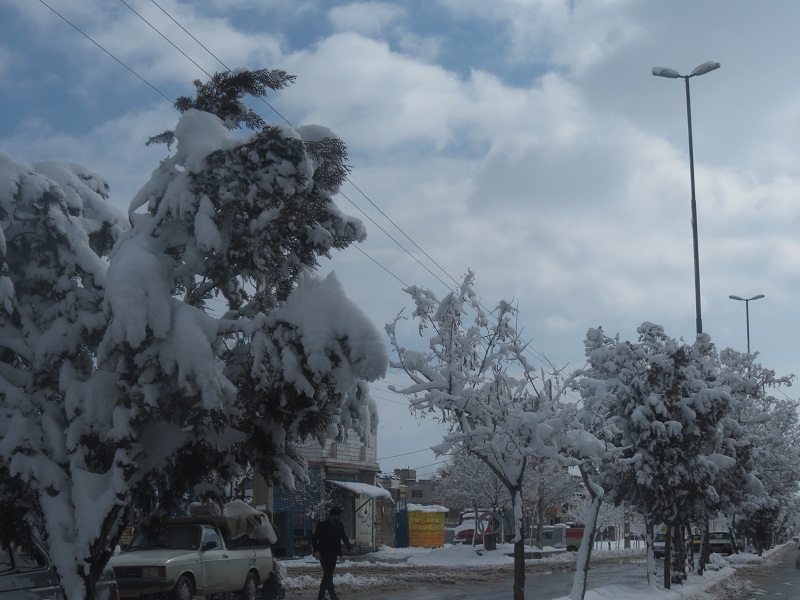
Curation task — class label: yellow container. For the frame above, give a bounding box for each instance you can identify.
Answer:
[408,509,447,548]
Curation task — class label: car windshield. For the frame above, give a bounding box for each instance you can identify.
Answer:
[127,525,201,551]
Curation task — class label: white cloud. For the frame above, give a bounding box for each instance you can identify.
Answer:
[438,0,641,72]
[6,0,800,472]
[1,104,177,213]
[328,2,406,36]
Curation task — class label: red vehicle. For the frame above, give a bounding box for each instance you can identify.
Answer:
[454,511,494,544]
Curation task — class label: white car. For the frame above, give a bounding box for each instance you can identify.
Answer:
[111,516,277,600]
[653,532,666,559]
[707,531,733,555]
[1,535,118,600]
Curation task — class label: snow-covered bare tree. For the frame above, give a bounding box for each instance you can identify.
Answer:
[0,69,387,600]
[434,451,511,514]
[526,456,580,549]
[387,272,603,600]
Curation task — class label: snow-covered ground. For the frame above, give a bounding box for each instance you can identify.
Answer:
[280,541,789,599]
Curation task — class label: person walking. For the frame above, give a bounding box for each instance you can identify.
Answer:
[312,506,352,600]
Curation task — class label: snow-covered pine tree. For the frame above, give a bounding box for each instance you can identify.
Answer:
[0,68,387,600]
[127,68,387,491]
[99,67,387,506]
[577,323,744,589]
[0,154,128,600]
[719,349,799,554]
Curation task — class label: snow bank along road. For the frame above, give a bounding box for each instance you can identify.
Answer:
[279,543,795,599]
[281,549,644,597]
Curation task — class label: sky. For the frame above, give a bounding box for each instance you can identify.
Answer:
[3,0,800,479]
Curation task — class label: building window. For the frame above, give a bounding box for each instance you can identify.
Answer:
[329,442,337,458]
[411,489,424,499]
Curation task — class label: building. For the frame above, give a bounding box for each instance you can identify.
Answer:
[377,469,437,505]
[270,431,394,556]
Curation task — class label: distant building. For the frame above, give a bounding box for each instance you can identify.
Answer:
[377,469,438,504]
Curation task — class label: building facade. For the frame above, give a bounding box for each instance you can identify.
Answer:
[270,431,394,556]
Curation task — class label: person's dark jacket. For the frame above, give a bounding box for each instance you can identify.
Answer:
[312,519,351,557]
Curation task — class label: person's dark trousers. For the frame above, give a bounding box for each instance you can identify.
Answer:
[318,553,340,600]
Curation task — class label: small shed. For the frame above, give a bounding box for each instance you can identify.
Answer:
[327,480,395,551]
[407,504,449,548]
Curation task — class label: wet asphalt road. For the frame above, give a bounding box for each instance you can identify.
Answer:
[730,544,800,599]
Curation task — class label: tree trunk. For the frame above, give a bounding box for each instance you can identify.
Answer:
[513,537,525,600]
[472,501,478,547]
[729,517,739,554]
[507,487,526,600]
[62,499,129,600]
[670,523,685,584]
[686,523,695,572]
[662,522,672,589]
[645,521,657,587]
[569,492,601,600]
[569,464,603,600]
[536,494,545,549]
[698,517,710,574]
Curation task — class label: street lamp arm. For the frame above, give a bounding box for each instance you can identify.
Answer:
[652,67,681,78]
[690,61,721,77]
[729,294,765,302]
[652,62,720,80]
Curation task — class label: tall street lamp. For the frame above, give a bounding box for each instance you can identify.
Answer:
[653,61,720,335]
[728,294,765,354]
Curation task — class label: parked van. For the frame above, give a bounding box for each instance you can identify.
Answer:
[531,525,585,552]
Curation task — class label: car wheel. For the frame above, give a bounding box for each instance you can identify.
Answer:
[240,571,259,600]
[172,575,194,600]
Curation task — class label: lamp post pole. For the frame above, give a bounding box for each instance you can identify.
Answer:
[728,294,765,354]
[653,61,720,336]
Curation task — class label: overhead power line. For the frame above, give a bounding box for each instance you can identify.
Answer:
[144,0,458,292]
[126,0,447,292]
[340,190,452,290]
[36,0,173,103]
[35,0,586,481]
[34,0,415,295]
[144,0,555,370]
[119,0,213,79]
[43,0,556,371]
[148,0,295,126]
[377,448,432,461]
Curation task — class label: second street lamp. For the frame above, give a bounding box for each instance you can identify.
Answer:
[728,294,765,354]
[653,61,720,336]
